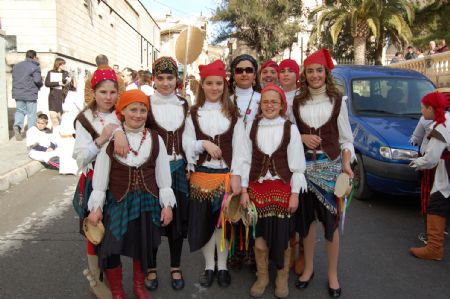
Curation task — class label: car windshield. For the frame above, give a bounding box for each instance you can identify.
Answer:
[351,78,435,117]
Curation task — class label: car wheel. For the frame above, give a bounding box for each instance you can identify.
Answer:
[352,154,373,200]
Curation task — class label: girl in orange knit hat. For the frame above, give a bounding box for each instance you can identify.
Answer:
[239,84,307,298]
[183,59,243,288]
[88,89,175,299]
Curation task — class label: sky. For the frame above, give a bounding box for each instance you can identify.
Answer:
[142,0,220,19]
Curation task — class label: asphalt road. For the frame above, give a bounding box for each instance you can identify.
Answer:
[0,169,449,299]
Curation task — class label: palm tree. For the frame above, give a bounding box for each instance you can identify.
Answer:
[308,0,414,65]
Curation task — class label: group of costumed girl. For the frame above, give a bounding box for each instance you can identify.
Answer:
[72,48,354,299]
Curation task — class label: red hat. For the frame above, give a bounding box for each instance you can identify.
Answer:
[278,59,300,80]
[260,84,287,115]
[304,48,335,70]
[199,59,227,80]
[91,69,117,89]
[260,60,278,73]
[116,89,149,120]
[421,91,447,127]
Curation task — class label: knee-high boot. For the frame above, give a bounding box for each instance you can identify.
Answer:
[83,255,112,299]
[274,247,291,299]
[288,236,297,268]
[133,259,152,299]
[104,266,126,299]
[250,247,269,297]
[410,214,446,260]
[295,239,305,275]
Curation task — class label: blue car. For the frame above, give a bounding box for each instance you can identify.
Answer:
[332,66,435,200]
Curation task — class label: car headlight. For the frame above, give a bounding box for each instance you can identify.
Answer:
[379,146,418,160]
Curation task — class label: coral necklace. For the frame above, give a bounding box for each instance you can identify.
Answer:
[123,126,147,156]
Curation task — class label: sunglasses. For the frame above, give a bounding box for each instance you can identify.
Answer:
[235,67,255,74]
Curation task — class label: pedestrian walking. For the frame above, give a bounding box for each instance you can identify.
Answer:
[45,57,70,127]
[72,68,120,299]
[292,48,355,298]
[239,84,307,298]
[259,60,279,88]
[183,59,243,288]
[409,91,450,261]
[405,46,417,60]
[12,50,43,140]
[428,41,436,55]
[87,89,175,299]
[436,39,449,53]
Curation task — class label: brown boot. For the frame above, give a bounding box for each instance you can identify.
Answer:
[410,214,446,260]
[295,239,305,275]
[288,236,297,268]
[250,247,269,297]
[84,255,112,299]
[275,247,291,299]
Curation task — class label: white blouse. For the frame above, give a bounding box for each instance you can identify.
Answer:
[183,101,244,174]
[411,121,450,198]
[150,91,186,161]
[88,126,176,212]
[239,116,307,193]
[285,89,298,122]
[295,86,355,162]
[232,86,261,124]
[73,109,120,173]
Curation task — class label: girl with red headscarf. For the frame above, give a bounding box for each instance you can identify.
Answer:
[239,84,307,298]
[183,59,243,288]
[291,49,355,298]
[260,60,279,87]
[73,68,121,299]
[409,91,450,261]
[278,59,300,121]
[88,89,175,299]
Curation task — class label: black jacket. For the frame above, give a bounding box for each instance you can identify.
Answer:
[12,58,43,101]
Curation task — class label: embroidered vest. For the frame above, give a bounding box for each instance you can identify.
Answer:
[106,130,159,201]
[191,109,237,168]
[293,96,342,160]
[146,96,188,160]
[249,118,292,183]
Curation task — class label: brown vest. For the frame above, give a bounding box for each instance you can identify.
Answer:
[191,109,237,168]
[106,129,160,202]
[146,96,188,160]
[293,96,342,160]
[249,118,292,183]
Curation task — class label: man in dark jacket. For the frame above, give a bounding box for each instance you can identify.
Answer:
[12,50,43,140]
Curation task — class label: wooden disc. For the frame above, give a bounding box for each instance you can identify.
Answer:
[175,26,204,65]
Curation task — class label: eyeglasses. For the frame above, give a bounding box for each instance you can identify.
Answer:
[235,67,254,74]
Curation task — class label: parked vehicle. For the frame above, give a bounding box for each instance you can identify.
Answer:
[332,65,436,200]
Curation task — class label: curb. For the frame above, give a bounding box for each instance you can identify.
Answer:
[0,161,44,191]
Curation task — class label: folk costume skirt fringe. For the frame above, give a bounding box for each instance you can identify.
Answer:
[161,159,190,239]
[98,190,161,272]
[249,179,295,269]
[188,166,230,252]
[296,153,341,242]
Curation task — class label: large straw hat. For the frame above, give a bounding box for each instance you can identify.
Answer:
[83,218,105,245]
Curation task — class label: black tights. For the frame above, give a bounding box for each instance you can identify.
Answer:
[150,235,184,268]
[106,255,121,269]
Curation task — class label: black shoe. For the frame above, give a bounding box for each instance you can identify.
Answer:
[144,270,158,291]
[217,270,231,288]
[328,286,342,298]
[171,269,185,291]
[14,126,23,141]
[199,269,215,288]
[295,272,314,289]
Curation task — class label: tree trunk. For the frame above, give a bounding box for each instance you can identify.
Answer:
[354,36,366,65]
[374,41,383,65]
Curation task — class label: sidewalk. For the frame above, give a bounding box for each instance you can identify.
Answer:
[0,138,44,191]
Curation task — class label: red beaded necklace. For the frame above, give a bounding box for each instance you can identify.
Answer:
[123,125,147,156]
[94,111,105,126]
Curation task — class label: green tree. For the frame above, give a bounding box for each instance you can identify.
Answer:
[411,0,450,52]
[211,0,303,61]
[308,0,413,65]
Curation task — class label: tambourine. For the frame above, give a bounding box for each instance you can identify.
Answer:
[334,173,353,198]
[223,194,242,223]
[241,201,258,227]
[83,218,105,245]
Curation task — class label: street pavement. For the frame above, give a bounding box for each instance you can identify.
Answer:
[0,169,449,299]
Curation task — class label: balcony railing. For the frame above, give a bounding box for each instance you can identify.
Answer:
[388,51,450,88]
